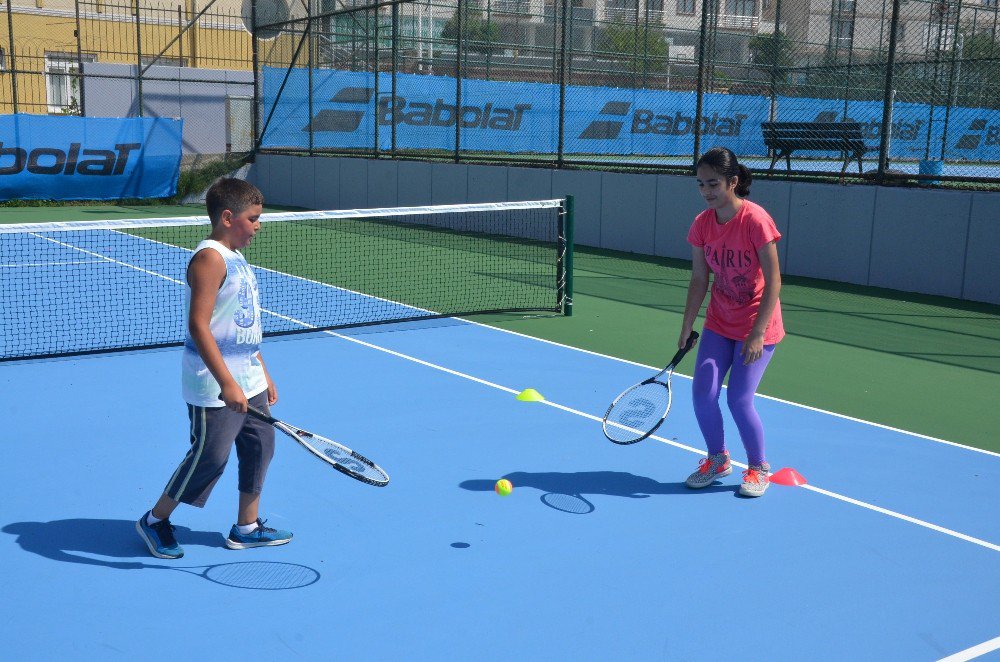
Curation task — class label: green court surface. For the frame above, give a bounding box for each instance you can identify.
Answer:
[471,247,1000,454]
[0,204,204,223]
[4,204,997,453]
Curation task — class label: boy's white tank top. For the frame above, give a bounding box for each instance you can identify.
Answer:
[181,239,267,407]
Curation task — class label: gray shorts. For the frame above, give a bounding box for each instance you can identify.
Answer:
[164,391,276,508]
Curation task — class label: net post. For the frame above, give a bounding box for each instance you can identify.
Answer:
[561,195,574,316]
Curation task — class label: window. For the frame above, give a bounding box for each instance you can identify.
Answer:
[727,0,755,16]
[833,18,853,48]
[648,0,664,11]
[140,56,187,68]
[835,0,855,12]
[607,0,638,21]
[925,23,956,51]
[0,47,5,72]
[45,54,95,114]
[677,0,695,14]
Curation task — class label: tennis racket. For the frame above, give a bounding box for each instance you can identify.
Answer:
[602,331,699,445]
[247,405,389,487]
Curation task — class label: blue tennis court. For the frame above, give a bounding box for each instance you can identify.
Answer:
[3,318,999,660]
[2,210,998,661]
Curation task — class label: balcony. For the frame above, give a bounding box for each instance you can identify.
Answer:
[716,13,759,30]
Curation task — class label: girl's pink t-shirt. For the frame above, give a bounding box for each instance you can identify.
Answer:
[687,199,785,345]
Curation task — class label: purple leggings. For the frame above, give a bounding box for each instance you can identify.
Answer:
[691,327,775,466]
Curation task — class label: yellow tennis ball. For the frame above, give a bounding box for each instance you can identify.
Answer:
[495,479,513,496]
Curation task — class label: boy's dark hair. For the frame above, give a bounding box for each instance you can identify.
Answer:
[697,147,752,197]
[205,178,264,224]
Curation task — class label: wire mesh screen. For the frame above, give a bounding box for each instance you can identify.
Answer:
[2,0,998,187]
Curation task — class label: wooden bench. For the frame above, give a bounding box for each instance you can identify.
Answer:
[762,121,872,175]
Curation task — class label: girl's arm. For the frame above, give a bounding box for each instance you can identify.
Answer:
[741,240,781,365]
[680,246,710,349]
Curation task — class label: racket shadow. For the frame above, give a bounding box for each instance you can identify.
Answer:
[460,470,735,514]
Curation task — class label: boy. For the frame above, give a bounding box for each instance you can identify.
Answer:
[136,178,292,559]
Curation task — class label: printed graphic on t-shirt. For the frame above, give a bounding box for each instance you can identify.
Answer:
[704,242,756,305]
[233,263,262,345]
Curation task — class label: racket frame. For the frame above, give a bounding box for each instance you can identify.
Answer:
[247,405,389,487]
[602,331,699,445]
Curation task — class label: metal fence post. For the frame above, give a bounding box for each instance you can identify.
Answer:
[6,0,19,113]
[74,0,86,116]
[768,0,782,123]
[455,0,463,163]
[557,0,568,167]
[940,2,965,159]
[251,0,260,155]
[693,0,711,166]
[391,1,398,157]
[877,0,903,183]
[374,5,380,157]
[135,0,144,117]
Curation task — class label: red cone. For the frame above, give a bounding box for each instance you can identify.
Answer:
[768,467,807,486]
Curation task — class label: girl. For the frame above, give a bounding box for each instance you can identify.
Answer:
[679,147,784,497]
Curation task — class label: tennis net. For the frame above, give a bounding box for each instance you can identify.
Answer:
[1,199,572,361]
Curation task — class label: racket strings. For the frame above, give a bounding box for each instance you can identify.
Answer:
[604,382,671,443]
[312,436,389,483]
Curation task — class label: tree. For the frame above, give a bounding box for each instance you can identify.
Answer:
[955,31,1000,109]
[441,6,501,54]
[748,31,793,75]
[596,23,670,75]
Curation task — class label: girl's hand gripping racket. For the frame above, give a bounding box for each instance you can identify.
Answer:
[602,331,699,445]
[247,406,389,487]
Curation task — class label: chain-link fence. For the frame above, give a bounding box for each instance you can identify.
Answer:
[3,0,999,188]
[2,0,254,192]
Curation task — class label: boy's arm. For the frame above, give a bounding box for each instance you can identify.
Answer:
[256,352,278,406]
[188,249,247,412]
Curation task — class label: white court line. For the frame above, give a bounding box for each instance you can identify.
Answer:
[30,230,1000,553]
[1,259,107,268]
[311,322,1000,555]
[29,223,995,459]
[456,318,1000,459]
[938,635,1000,662]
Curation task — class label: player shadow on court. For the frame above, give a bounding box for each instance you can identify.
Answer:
[2,518,227,569]
[460,470,735,514]
[2,519,321,590]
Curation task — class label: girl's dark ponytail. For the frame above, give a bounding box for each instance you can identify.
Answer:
[735,164,752,197]
[697,147,753,198]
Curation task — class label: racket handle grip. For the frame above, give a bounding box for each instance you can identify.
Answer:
[245,404,277,424]
[671,330,699,365]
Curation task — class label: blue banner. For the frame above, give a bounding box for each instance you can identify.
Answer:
[0,114,182,201]
[261,68,1000,163]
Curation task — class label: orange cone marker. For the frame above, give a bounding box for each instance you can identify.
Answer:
[768,467,807,486]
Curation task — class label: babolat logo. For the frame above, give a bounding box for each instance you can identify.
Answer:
[955,118,1000,149]
[0,142,140,176]
[304,87,372,133]
[579,101,747,138]
[305,86,531,132]
[377,96,530,130]
[579,101,631,139]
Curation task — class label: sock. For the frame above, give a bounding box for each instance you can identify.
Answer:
[236,521,259,535]
[146,512,163,526]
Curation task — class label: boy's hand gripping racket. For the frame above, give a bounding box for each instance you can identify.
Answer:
[602,331,699,445]
[247,406,389,487]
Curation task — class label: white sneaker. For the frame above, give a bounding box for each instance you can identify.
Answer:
[739,462,771,497]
